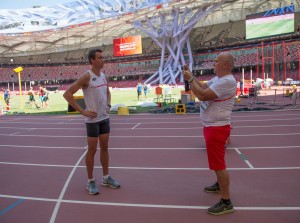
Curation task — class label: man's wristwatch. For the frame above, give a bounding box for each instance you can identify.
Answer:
[188,76,194,83]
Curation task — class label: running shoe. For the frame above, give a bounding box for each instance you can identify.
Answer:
[203,182,220,193]
[102,176,120,189]
[86,180,99,195]
[207,199,234,215]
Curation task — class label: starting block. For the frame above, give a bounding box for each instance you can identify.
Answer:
[175,104,186,114]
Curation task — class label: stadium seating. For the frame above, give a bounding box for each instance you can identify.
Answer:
[0,36,299,89]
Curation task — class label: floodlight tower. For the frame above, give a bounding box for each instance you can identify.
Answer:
[133,0,229,85]
[13,66,24,110]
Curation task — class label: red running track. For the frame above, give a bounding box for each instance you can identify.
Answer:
[0,110,300,223]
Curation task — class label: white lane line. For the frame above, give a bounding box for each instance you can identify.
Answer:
[1,132,300,138]
[9,132,20,136]
[0,194,299,211]
[228,124,300,129]
[0,127,85,130]
[1,116,300,126]
[0,122,84,125]
[26,128,36,132]
[234,148,254,169]
[0,145,85,149]
[231,117,300,122]
[1,162,300,170]
[1,123,300,131]
[49,148,87,223]
[1,145,300,150]
[0,162,76,168]
[237,146,300,149]
[132,123,141,129]
[0,134,86,138]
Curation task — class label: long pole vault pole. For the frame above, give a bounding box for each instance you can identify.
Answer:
[272,42,275,81]
[261,42,264,79]
[256,47,259,80]
[298,44,300,81]
[283,41,286,81]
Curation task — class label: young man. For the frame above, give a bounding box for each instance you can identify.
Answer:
[28,87,39,108]
[182,52,236,215]
[38,85,45,109]
[63,49,120,195]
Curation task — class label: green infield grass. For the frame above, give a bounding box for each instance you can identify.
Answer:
[2,87,185,115]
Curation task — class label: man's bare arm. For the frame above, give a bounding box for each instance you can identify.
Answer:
[183,70,218,101]
[63,74,97,118]
[190,81,218,101]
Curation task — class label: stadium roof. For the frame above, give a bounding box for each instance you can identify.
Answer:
[0,0,298,58]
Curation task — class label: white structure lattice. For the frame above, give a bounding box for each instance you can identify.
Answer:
[133,0,229,85]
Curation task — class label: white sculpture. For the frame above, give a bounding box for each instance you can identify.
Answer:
[133,0,228,85]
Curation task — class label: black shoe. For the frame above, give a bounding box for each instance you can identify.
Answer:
[203,182,220,193]
[208,199,234,215]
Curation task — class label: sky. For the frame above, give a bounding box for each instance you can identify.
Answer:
[0,0,73,9]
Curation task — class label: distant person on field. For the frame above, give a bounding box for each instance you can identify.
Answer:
[63,48,120,195]
[43,88,49,108]
[137,83,143,101]
[239,80,243,95]
[28,87,39,108]
[3,89,10,106]
[292,88,297,108]
[143,83,148,100]
[38,85,45,109]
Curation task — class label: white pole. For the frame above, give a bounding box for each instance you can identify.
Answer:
[242,68,245,94]
[250,69,253,86]
[7,83,9,90]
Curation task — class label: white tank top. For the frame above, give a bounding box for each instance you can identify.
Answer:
[82,70,109,123]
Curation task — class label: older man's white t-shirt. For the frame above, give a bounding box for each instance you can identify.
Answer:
[200,74,237,127]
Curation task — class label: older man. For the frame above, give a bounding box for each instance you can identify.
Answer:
[182,52,237,215]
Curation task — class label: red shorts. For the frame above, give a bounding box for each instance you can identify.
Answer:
[203,125,230,170]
